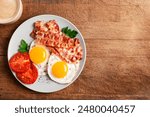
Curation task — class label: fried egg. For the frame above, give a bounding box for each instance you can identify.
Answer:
[47,54,79,84]
[29,41,50,75]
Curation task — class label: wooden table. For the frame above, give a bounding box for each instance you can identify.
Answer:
[0,0,150,99]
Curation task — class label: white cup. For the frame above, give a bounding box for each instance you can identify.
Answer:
[0,0,23,24]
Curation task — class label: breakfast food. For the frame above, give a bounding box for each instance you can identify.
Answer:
[9,52,39,84]
[9,20,83,85]
[31,20,83,63]
[16,64,38,84]
[47,54,79,84]
[9,52,31,73]
[29,40,50,75]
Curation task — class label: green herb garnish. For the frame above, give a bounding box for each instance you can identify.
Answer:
[61,27,78,38]
[18,39,29,53]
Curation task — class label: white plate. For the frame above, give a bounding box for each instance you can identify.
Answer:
[7,15,86,93]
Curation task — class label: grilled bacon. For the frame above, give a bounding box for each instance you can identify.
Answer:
[30,20,83,63]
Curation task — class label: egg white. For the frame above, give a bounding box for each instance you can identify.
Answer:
[47,54,79,84]
[29,40,50,76]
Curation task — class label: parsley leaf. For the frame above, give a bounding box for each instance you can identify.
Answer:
[18,39,29,53]
[61,27,78,38]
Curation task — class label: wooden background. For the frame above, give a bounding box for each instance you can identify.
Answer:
[0,0,150,99]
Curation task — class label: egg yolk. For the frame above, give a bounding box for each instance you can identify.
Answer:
[29,46,47,64]
[52,61,68,78]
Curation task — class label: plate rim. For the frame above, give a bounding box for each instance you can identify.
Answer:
[7,14,86,93]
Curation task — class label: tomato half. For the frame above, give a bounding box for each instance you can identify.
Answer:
[16,64,38,84]
[9,52,31,73]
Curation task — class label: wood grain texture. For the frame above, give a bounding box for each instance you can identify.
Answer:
[0,0,150,99]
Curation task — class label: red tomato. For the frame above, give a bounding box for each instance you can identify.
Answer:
[9,52,31,73]
[16,64,38,84]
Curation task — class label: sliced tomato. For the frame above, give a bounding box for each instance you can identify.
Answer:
[16,64,38,84]
[9,52,31,73]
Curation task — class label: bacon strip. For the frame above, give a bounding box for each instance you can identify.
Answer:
[30,20,83,63]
